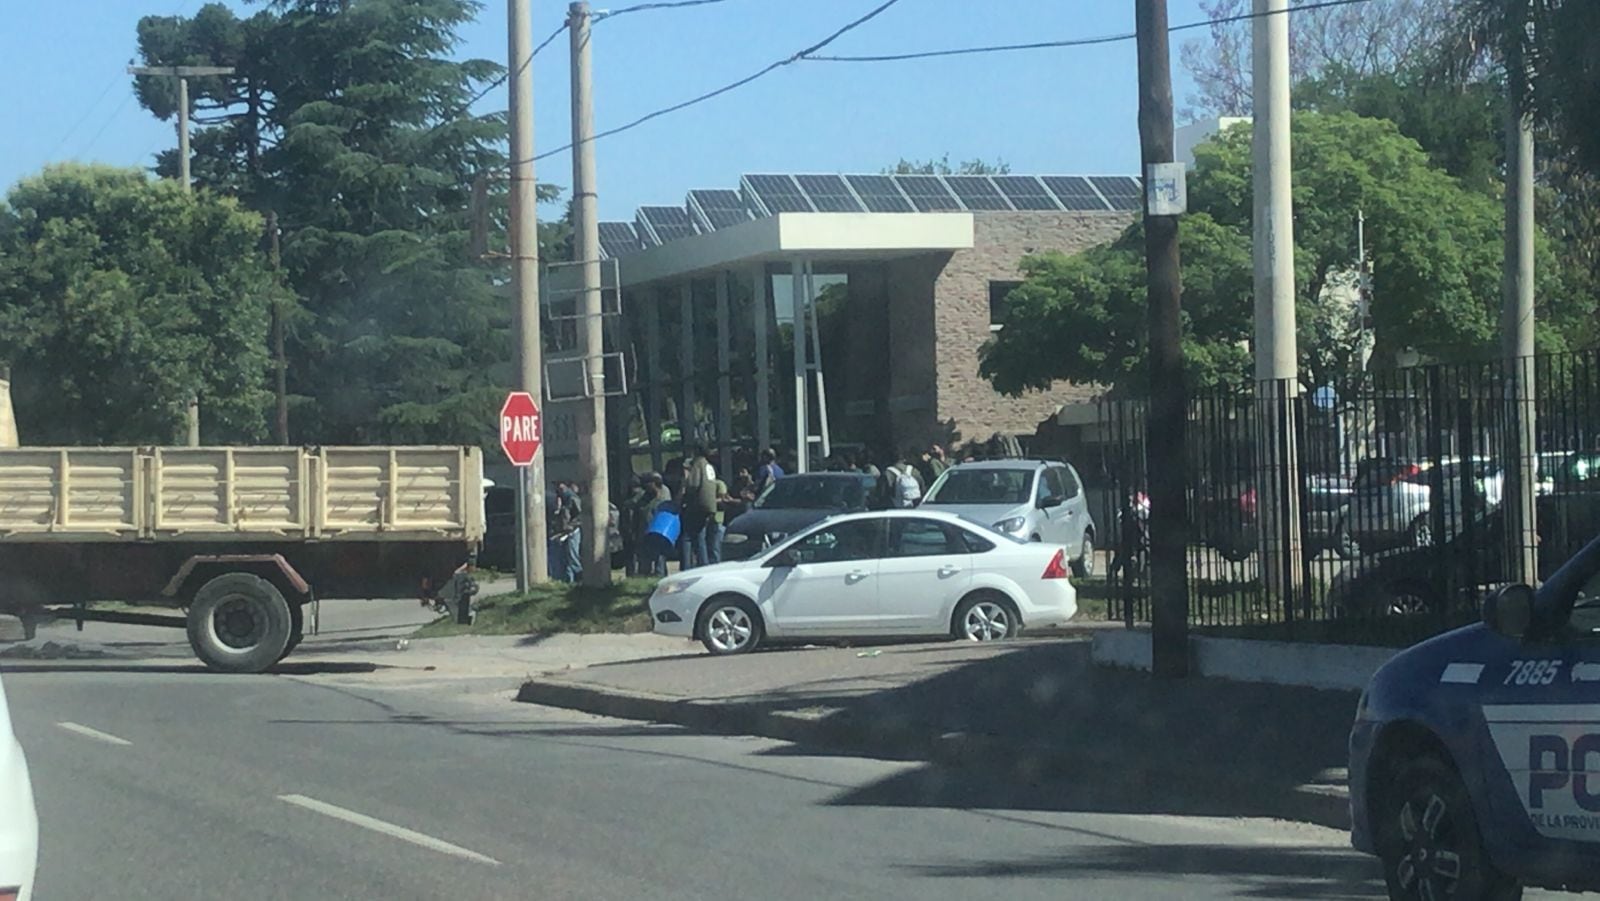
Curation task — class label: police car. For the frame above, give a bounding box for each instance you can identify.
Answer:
[1350,529,1600,899]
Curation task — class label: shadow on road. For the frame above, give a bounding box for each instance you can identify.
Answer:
[0,660,382,676]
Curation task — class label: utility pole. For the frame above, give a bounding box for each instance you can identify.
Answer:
[509,0,549,585]
[569,1,611,587]
[1357,210,1373,374]
[130,64,234,447]
[1251,0,1304,609]
[1135,0,1189,678]
[267,211,289,444]
[1503,0,1539,586]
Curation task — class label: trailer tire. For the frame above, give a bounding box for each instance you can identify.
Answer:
[279,603,305,663]
[187,573,293,674]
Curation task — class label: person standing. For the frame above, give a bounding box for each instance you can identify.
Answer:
[883,450,924,509]
[706,475,731,564]
[753,448,783,495]
[635,473,672,577]
[679,444,717,570]
[927,444,949,480]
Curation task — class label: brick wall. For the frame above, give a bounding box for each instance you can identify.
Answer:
[931,211,1135,444]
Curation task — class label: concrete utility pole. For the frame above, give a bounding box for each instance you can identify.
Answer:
[267,211,289,444]
[568,1,611,587]
[130,64,234,446]
[1135,0,1189,678]
[1503,18,1539,586]
[509,0,549,585]
[1251,0,1304,607]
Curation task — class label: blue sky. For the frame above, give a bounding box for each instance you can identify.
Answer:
[3,0,1212,221]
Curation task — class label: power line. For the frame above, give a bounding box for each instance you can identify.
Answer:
[525,0,903,164]
[450,21,568,120]
[806,0,1377,63]
[593,0,738,20]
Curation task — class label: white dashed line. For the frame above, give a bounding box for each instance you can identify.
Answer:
[277,794,501,865]
[56,722,132,746]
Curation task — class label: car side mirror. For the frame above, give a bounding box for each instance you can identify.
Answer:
[765,549,797,568]
[1483,583,1536,639]
[1038,495,1063,510]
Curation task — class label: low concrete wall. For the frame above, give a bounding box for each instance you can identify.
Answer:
[1091,628,1398,692]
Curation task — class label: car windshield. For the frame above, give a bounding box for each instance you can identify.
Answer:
[753,476,864,510]
[924,469,1032,505]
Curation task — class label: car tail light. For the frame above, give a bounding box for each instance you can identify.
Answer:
[1239,489,1257,516]
[1396,463,1424,484]
[0,888,18,901]
[1042,547,1069,580]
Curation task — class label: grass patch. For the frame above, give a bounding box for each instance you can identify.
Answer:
[415,577,660,638]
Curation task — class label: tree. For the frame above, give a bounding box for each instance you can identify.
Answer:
[1180,0,1457,119]
[981,112,1543,396]
[0,164,277,443]
[885,155,1010,175]
[131,1,564,447]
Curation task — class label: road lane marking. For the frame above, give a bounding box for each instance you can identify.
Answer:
[56,722,132,746]
[276,794,501,865]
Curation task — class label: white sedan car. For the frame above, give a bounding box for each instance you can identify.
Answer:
[649,509,1077,655]
[0,672,37,901]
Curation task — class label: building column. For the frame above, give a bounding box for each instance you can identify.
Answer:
[644,289,664,473]
[753,265,771,456]
[715,271,733,478]
[679,281,696,459]
[792,259,809,473]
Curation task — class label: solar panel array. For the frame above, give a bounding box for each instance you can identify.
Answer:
[598,221,639,259]
[606,173,1138,255]
[1089,175,1143,210]
[687,189,751,231]
[637,206,694,245]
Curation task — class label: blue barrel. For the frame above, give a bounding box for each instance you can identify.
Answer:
[645,506,681,555]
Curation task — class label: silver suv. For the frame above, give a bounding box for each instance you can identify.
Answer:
[919,459,1097,577]
[1349,456,1503,552]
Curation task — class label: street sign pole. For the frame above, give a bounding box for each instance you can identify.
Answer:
[500,391,544,591]
[516,468,530,593]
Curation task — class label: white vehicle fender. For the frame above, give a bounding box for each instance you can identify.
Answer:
[959,571,1034,622]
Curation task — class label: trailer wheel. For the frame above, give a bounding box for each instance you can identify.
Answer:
[187,573,293,674]
[279,603,305,663]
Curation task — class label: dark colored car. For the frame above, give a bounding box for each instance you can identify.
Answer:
[1201,473,1357,562]
[1328,494,1600,619]
[1348,530,1600,898]
[719,472,879,561]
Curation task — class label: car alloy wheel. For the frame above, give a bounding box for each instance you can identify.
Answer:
[1409,516,1434,548]
[1072,534,1095,579]
[1381,757,1521,901]
[703,604,755,653]
[961,600,1011,641]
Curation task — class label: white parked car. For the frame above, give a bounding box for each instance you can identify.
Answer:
[919,459,1097,578]
[0,673,37,901]
[648,509,1077,655]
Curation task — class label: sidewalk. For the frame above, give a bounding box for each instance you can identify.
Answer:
[517,636,1358,829]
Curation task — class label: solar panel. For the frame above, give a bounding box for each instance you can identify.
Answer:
[639,205,695,243]
[992,175,1063,211]
[943,175,1013,211]
[597,221,639,259]
[1041,176,1111,211]
[892,175,963,212]
[793,174,865,213]
[844,174,914,213]
[1090,175,1143,210]
[687,189,751,230]
[744,174,814,214]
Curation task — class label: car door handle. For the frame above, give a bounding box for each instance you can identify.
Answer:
[938,565,961,577]
[846,570,870,584]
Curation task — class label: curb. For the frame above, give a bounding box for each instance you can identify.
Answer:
[516,677,1352,831]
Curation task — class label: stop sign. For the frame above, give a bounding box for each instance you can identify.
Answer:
[499,391,542,466]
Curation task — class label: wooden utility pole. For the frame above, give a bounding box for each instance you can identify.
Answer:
[569,1,611,587]
[130,63,235,446]
[509,0,549,585]
[1135,0,1189,677]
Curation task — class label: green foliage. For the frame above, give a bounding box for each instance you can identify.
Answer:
[0,164,276,443]
[981,112,1524,396]
[414,578,658,637]
[886,155,1010,176]
[131,0,564,448]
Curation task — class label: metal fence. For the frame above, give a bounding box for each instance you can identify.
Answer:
[1091,351,1600,646]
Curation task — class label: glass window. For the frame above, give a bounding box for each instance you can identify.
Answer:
[958,528,996,553]
[787,519,880,564]
[1040,467,1066,501]
[923,468,1032,505]
[1060,465,1082,499]
[887,519,966,558]
[988,281,1022,329]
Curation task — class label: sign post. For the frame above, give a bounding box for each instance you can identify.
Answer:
[501,391,543,592]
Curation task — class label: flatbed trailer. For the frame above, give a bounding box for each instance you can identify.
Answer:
[0,446,484,672]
